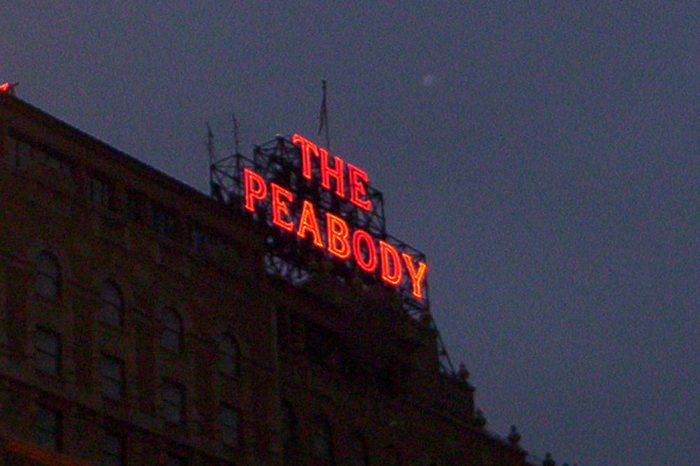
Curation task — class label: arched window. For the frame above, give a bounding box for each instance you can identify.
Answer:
[161,308,183,353]
[218,333,240,377]
[99,280,123,327]
[311,417,334,463]
[35,252,61,300]
[349,432,369,466]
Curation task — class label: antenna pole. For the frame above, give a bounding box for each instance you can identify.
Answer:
[318,80,330,150]
[206,122,215,192]
[232,113,241,155]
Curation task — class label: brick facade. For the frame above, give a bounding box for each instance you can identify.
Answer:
[0,93,533,465]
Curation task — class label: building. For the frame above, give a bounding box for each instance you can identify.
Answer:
[0,89,536,465]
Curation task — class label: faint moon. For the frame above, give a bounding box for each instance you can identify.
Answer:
[422,74,436,87]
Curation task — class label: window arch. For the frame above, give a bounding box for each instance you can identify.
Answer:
[349,431,369,466]
[161,308,183,353]
[311,416,334,463]
[218,333,241,377]
[35,252,61,300]
[99,280,123,327]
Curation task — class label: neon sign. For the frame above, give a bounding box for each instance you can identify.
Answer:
[0,82,17,94]
[242,134,428,301]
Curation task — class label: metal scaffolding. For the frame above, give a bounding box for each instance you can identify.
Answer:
[210,134,455,375]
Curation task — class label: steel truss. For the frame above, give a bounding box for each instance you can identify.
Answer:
[211,135,455,375]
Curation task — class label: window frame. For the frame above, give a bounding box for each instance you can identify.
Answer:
[7,131,73,177]
[166,452,188,466]
[35,251,61,301]
[220,404,241,447]
[349,431,370,466]
[150,201,177,239]
[101,429,126,466]
[34,326,61,377]
[281,400,298,463]
[161,379,185,425]
[100,353,125,402]
[98,280,124,328]
[34,405,62,451]
[88,174,114,210]
[127,190,142,222]
[160,308,183,353]
[311,416,334,462]
[218,333,241,378]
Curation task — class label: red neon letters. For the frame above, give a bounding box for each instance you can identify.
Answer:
[243,164,429,300]
[320,148,345,198]
[326,213,351,260]
[271,183,294,232]
[293,133,318,181]
[244,134,428,300]
[402,253,428,300]
[379,241,402,286]
[244,169,266,212]
[292,133,371,211]
[352,230,377,273]
[297,200,324,248]
[347,163,371,211]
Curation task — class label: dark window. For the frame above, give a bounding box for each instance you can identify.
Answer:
[100,354,125,401]
[35,251,61,300]
[349,432,369,466]
[34,326,61,376]
[8,133,72,176]
[34,406,61,450]
[190,224,208,254]
[39,148,72,176]
[311,417,334,462]
[305,319,346,371]
[8,135,32,168]
[150,202,176,239]
[89,175,114,209]
[167,453,187,466]
[276,308,292,350]
[161,380,185,424]
[127,191,142,221]
[386,446,401,466]
[161,308,183,353]
[101,430,125,466]
[99,280,124,327]
[220,405,240,447]
[218,333,240,377]
[281,401,297,464]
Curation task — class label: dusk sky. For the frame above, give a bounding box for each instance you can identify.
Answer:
[2,2,698,465]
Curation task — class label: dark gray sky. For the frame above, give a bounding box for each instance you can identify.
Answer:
[3,2,698,464]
